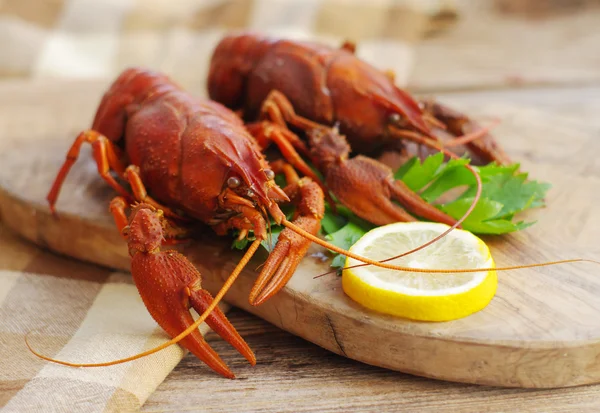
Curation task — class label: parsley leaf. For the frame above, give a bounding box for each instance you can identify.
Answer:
[394,152,445,191]
[325,222,367,269]
[396,155,550,234]
[260,226,282,252]
[318,205,375,270]
[321,205,347,234]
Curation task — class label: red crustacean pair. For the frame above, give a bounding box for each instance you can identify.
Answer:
[39,33,578,379]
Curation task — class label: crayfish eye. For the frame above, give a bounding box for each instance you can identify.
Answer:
[264,169,275,180]
[388,113,401,125]
[227,176,241,188]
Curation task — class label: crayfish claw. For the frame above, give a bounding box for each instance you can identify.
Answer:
[189,287,256,366]
[250,178,324,306]
[175,315,237,379]
[325,155,457,226]
[249,236,298,306]
[125,206,252,378]
[422,100,511,165]
[132,251,237,378]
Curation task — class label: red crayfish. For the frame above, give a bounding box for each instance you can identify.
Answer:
[208,32,509,226]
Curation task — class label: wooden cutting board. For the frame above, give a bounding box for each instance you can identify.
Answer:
[1,80,599,389]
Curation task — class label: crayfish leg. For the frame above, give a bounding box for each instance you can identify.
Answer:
[247,120,310,156]
[259,90,326,135]
[47,130,130,213]
[122,165,190,223]
[246,120,335,207]
[109,196,130,236]
[249,166,324,306]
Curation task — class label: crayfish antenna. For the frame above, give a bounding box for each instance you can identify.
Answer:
[281,220,600,274]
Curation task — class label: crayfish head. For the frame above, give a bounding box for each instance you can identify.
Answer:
[222,164,288,228]
[124,204,165,256]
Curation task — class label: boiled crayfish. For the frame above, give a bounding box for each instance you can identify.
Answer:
[35,66,589,379]
[208,32,510,227]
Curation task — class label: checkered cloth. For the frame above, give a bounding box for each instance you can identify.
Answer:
[0,227,222,412]
[0,0,456,89]
[0,0,455,411]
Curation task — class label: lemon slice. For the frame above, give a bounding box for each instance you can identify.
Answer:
[342,222,497,321]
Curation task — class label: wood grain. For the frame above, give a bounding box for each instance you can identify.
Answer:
[1,80,599,389]
[145,309,600,413]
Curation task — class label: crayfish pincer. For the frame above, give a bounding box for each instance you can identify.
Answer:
[113,201,256,378]
[31,68,592,378]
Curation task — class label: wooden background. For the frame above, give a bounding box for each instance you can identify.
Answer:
[2,0,600,411]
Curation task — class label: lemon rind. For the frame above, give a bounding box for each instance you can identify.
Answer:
[342,265,497,321]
